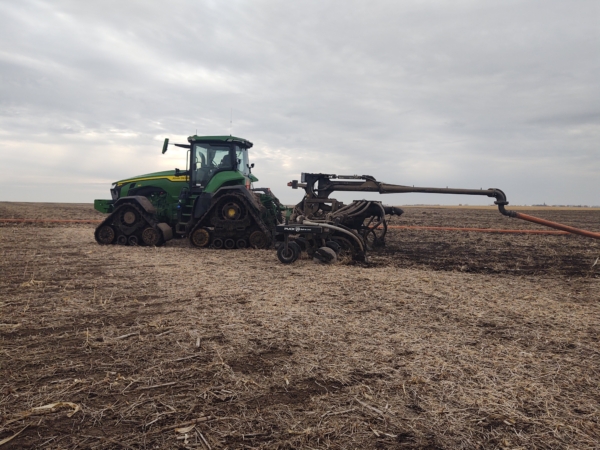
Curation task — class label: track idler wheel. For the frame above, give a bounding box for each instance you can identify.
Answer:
[249,230,268,249]
[117,235,128,245]
[313,247,337,264]
[212,238,224,249]
[236,238,247,249]
[128,235,139,246]
[141,227,162,246]
[96,225,115,245]
[277,242,301,264]
[224,238,235,249]
[190,228,211,248]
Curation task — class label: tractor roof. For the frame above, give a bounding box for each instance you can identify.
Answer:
[187,135,253,148]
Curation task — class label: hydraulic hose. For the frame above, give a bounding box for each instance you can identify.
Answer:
[346,201,371,218]
[335,200,369,217]
[303,220,365,252]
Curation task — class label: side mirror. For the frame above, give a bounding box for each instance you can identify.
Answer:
[250,163,255,168]
[162,138,169,154]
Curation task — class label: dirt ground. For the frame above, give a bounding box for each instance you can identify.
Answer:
[1,202,599,449]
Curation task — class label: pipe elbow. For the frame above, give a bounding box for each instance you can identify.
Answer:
[490,189,517,218]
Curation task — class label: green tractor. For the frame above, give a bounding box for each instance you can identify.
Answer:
[93,135,285,249]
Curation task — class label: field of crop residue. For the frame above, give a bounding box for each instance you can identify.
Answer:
[1,202,599,449]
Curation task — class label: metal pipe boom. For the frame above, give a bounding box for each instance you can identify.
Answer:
[290,173,600,240]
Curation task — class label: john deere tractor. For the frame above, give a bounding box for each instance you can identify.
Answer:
[93,135,284,249]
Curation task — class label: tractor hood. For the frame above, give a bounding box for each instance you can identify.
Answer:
[113,170,187,187]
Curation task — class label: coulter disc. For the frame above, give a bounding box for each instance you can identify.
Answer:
[313,246,337,264]
[362,216,387,248]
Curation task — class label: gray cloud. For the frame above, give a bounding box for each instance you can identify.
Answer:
[1,0,598,205]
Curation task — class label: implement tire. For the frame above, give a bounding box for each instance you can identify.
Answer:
[277,242,300,264]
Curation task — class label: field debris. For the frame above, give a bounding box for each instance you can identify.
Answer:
[0,202,599,448]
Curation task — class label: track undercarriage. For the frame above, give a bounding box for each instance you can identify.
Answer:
[189,191,273,250]
[94,196,173,246]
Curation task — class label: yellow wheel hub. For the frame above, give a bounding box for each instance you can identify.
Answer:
[222,201,243,220]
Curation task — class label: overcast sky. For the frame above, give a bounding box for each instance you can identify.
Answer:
[1,0,598,206]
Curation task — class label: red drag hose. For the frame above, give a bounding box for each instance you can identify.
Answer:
[388,225,569,235]
[0,218,102,224]
[513,212,600,239]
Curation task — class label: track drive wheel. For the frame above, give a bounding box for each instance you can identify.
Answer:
[119,205,141,226]
[142,227,162,246]
[221,200,245,220]
[190,227,211,248]
[249,230,269,249]
[96,225,116,245]
[277,242,300,264]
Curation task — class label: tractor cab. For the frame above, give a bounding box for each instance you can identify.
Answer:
[189,136,253,190]
[169,135,256,193]
[168,135,259,235]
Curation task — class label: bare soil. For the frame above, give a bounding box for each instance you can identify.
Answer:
[1,202,599,449]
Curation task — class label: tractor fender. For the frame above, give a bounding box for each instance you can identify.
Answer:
[212,186,263,211]
[114,196,157,215]
[192,193,213,219]
[157,223,173,241]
